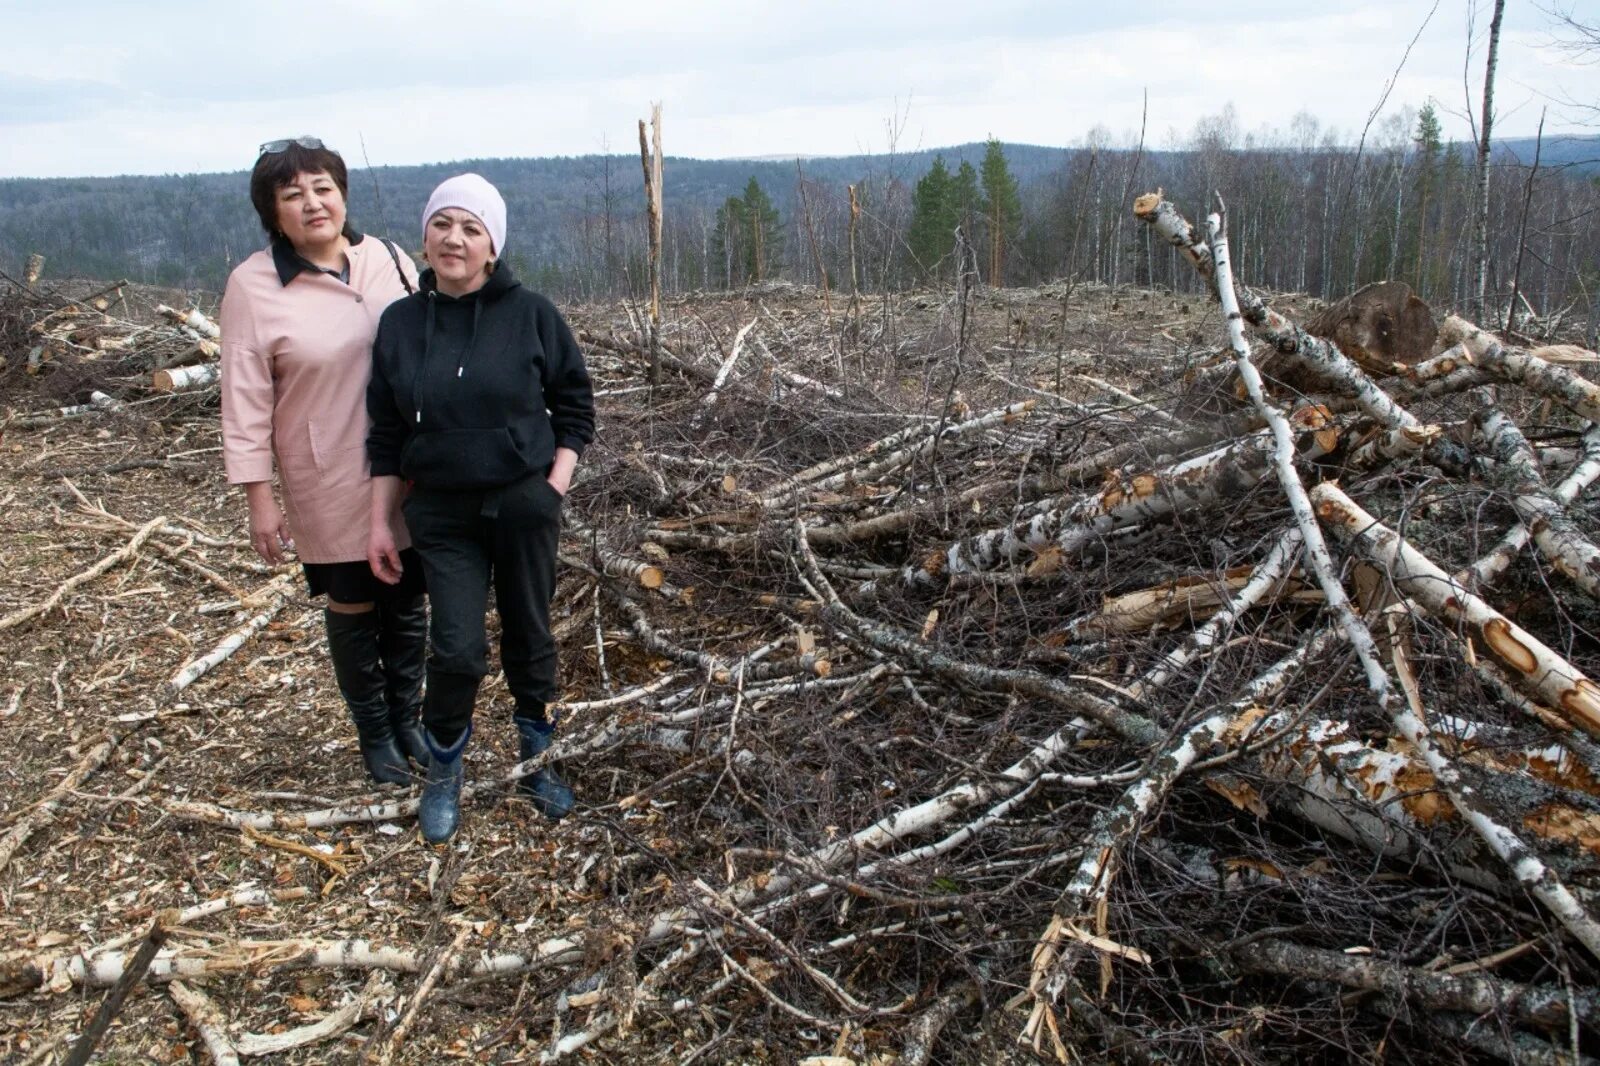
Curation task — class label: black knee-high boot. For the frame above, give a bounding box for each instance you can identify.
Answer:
[325,609,411,785]
[378,596,430,770]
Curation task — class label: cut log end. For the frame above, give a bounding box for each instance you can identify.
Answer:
[1132,192,1163,218]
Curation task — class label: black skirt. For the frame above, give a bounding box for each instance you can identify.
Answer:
[303,547,427,604]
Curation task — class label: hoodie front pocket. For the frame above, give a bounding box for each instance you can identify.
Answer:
[402,427,528,489]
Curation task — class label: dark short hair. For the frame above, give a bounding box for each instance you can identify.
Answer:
[248,142,350,235]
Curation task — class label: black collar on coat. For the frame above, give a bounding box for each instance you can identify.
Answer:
[271,223,363,287]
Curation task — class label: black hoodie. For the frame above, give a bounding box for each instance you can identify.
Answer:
[367,260,595,490]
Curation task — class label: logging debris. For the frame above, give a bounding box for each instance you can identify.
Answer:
[2,220,1600,1064]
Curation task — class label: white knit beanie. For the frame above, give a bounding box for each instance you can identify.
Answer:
[422,173,507,258]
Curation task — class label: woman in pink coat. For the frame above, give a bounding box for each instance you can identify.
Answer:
[219,136,428,785]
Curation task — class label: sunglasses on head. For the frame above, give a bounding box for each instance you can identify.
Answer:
[259,136,326,155]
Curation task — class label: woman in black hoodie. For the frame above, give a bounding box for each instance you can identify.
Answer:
[366,174,595,844]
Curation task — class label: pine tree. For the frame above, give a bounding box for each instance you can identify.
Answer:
[979,138,1022,285]
[907,155,957,276]
[953,160,981,245]
[1411,103,1444,298]
[740,177,782,282]
[710,177,783,286]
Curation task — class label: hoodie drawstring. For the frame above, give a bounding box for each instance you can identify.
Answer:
[413,288,489,427]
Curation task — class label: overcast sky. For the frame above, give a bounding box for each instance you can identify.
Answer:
[0,0,1593,179]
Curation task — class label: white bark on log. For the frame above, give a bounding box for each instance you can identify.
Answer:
[1311,483,1600,959]
[1476,405,1600,598]
[16,936,583,994]
[776,401,1034,505]
[1439,315,1600,423]
[1207,210,1397,713]
[1313,484,1600,738]
[1462,423,1600,588]
[1345,423,1444,468]
[694,318,757,421]
[1230,937,1599,1030]
[0,515,165,631]
[899,982,980,1066]
[53,391,122,418]
[165,795,417,832]
[871,429,1286,593]
[758,401,1032,505]
[561,518,665,591]
[155,304,221,339]
[1127,529,1304,699]
[1134,194,1433,441]
[152,362,220,393]
[369,924,470,1066]
[1211,212,1600,955]
[163,574,294,700]
[169,980,242,1066]
[1030,702,1254,1013]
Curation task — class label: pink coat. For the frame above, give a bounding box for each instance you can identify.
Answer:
[220,234,420,563]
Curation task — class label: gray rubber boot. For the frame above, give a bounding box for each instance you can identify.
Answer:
[325,609,411,785]
[419,725,471,844]
[515,718,574,821]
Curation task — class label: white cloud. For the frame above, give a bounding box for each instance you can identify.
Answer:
[0,0,1588,178]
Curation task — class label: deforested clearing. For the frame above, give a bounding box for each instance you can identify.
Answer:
[2,218,1599,1065]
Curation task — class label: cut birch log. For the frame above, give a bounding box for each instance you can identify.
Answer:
[1028,701,1255,1021]
[1205,210,1600,957]
[60,920,168,1066]
[1312,484,1600,738]
[1437,314,1600,422]
[155,304,221,340]
[5,935,583,995]
[1303,280,1437,375]
[1462,422,1600,588]
[1125,529,1304,698]
[367,924,470,1066]
[758,401,1033,505]
[54,391,123,418]
[1475,403,1600,598]
[1133,194,1463,470]
[868,429,1291,593]
[1228,937,1599,1030]
[1311,482,1600,959]
[152,362,220,393]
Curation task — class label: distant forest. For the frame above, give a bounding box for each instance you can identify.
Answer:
[2,113,1597,326]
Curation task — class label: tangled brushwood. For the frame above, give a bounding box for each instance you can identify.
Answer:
[1,193,1599,1064]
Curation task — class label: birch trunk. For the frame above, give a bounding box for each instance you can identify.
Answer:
[1312,484,1600,738]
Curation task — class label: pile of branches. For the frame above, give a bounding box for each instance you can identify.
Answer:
[0,270,219,416]
[4,192,1600,1064]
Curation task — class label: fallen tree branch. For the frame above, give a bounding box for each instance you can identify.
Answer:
[0,515,165,631]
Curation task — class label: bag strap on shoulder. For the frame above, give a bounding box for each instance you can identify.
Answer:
[382,239,415,295]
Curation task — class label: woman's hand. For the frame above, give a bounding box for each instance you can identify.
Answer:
[546,446,578,498]
[368,524,403,585]
[244,483,294,565]
[368,475,405,585]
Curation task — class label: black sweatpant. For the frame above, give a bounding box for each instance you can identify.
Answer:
[402,474,563,744]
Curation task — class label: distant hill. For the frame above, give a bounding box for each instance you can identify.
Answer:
[1,136,1595,296]
[0,143,1087,291]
